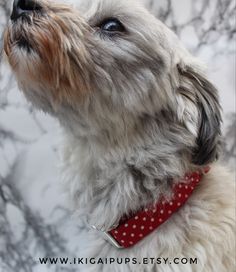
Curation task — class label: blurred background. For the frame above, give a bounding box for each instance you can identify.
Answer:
[0,0,235,271]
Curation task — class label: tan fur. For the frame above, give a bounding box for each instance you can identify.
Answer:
[4,1,92,107]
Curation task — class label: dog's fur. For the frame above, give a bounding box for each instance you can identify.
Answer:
[4,0,235,271]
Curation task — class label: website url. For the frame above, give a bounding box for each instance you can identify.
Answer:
[39,257,198,266]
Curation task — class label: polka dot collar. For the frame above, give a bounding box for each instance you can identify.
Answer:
[107,167,210,248]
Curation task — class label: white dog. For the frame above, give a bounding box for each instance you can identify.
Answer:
[4,0,235,271]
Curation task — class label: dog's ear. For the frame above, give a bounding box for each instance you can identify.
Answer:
[176,64,222,166]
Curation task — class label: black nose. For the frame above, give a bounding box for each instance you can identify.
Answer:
[11,0,42,21]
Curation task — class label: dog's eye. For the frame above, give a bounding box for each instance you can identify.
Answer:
[99,18,125,33]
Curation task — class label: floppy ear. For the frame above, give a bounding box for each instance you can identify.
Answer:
[176,64,222,166]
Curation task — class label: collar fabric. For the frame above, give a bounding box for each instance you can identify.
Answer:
[108,167,210,248]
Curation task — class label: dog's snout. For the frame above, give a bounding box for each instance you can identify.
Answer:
[11,0,42,21]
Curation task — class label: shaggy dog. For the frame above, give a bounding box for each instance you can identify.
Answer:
[4,0,235,271]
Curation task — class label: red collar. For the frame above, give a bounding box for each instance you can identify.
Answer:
[106,167,210,248]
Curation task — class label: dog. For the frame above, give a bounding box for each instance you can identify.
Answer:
[4,0,235,271]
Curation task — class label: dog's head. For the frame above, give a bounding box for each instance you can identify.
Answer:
[4,0,221,166]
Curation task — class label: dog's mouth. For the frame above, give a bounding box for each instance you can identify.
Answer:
[15,34,32,53]
[5,0,44,55]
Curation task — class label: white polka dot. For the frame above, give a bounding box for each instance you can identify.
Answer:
[178,193,182,198]
[143,217,147,221]
[177,203,181,206]
[141,226,145,230]
[185,194,188,198]
[121,240,125,243]
[153,209,157,213]
[162,201,165,205]
[133,225,137,229]
[151,218,155,222]
[179,184,182,188]
[149,226,153,230]
[185,185,188,189]
[135,216,139,220]
[125,224,128,227]
[191,186,194,190]
[144,208,148,212]
[131,233,135,237]
[170,202,173,206]
[139,234,143,237]
[160,210,164,214]
[168,210,172,214]
[191,178,194,181]
[129,241,133,245]
[123,232,126,236]
[114,231,118,234]
[159,218,163,223]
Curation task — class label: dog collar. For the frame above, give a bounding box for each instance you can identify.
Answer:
[93,167,210,249]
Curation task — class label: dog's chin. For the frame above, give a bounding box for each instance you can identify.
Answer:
[4,17,38,70]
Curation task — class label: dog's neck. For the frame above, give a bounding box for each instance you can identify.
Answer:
[62,111,196,232]
[59,103,195,152]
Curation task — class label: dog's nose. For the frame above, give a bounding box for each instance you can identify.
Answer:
[11,0,42,21]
